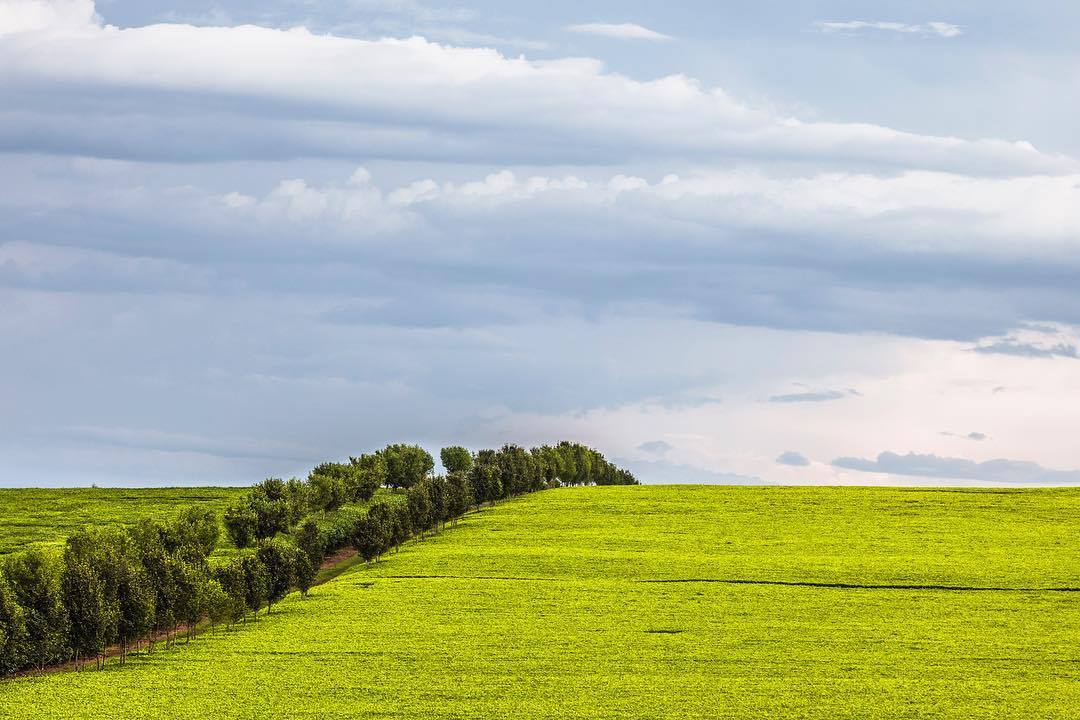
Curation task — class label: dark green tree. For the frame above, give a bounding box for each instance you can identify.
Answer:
[379,444,434,489]
[295,550,318,597]
[256,538,298,613]
[468,449,501,505]
[211,561,248,626]
[307,471,347,512]
[446,471,473,524]
[174,506,220,559]
[347,453,386,502]
[406,481,433,537]
[0,572,27,674]
[294,517,325,565]
[114,533,154,661]
[239,555,270,620]
[353,503,392,562]
[388,503,412,550]
[3,548,69,670]
[222,504,257,549]
[440,446,473,475]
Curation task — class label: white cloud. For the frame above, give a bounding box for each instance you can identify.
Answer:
[0,1,1066,175]
[0,0,97,35]
[814,20,962,39]
[566,22,672,41]
[216,167,1080,262]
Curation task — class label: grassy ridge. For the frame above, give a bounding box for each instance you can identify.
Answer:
[0,488,245,557]
[1,485,1078,718]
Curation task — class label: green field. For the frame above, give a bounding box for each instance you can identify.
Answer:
[2,485,1078,718]
[0,487,245,556]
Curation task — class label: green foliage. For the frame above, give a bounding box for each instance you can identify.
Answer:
[238,555,269,619]
[174,506,220,558]
[353,502,393,563]
[468,449,501,505]
[61,529,120,663]
[2,547,69,669]
[0,571,27,674]
[294,550,318,597]
[222,504,257,549]
[347,454,386,502]
[379,444,435,489]
[294,518,325,565]
[406,482,433,536]
[439,446,473,475]
[445,472,472,520]
[307,471,348,513]
[256,538,300,611]
[210,561,247,626]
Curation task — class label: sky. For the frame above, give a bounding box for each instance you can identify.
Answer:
[1,0,1079,487]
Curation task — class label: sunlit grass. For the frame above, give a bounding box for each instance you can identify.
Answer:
[2,485,1078,719]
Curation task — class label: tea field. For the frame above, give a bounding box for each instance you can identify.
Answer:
[1,485,1078,718]
[0,487,245,556]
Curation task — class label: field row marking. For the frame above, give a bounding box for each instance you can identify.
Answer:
[635,579,1080,593]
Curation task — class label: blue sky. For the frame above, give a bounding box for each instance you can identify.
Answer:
[2,0,1079,486]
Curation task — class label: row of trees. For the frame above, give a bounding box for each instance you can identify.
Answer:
[0,441,635,677]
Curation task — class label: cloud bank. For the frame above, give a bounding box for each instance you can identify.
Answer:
[814,21,962,39]
[566,23,671,41]
[833,452,1080,484]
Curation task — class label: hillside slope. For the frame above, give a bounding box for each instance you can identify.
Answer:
[2,486,1078,718]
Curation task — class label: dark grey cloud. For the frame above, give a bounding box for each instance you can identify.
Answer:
[637,440,673,455]
[769,389,849,403]
[619,458,761,485]
[775,451,810,466]
[972,340,1078,359]
[942,431,989,441]
[833,451,1080,484]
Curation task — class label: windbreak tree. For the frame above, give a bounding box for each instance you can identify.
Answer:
[406,481,433,537]
[295,550,318,597]
[61,556,109,669]
[348,453,386,502]
[0,573,27,675]
[468,450,501,506]
[256,538,299,613]
[531,445,561,487]
[202,579,231,632]
[388,503,412,550]
[3,548,69,670]
[353,503,392,562]
[440,446,473,475]
[446,472,472,524]
[174,507,220,559]
[249,484,291,540]
[295,517,326,565]
[223,504,257,549]
[172,560,204,641]
[62,530,122,668]
[283,478,309,525]
[495,444,540,498]
[379,444,434,489]
[113,535,154,660]
[428,476,450,530]
[211,561,248,626]
[239,555,270,620]
[307,471,348,513]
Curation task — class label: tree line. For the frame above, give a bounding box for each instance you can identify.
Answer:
[0,441,635,677]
